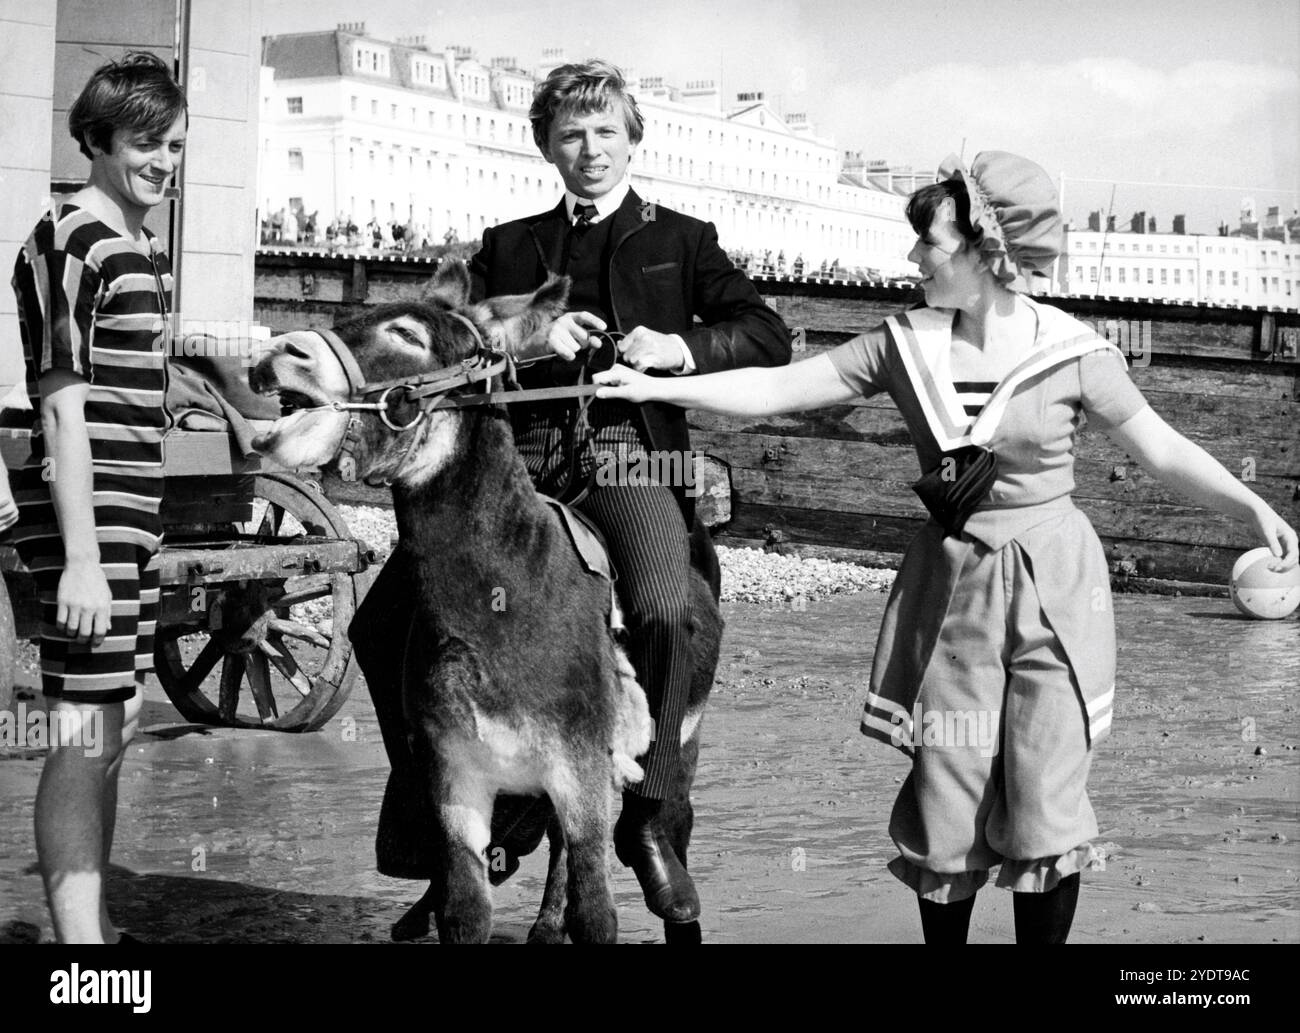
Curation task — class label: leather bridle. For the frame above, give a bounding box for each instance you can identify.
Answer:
[285,316,621,490]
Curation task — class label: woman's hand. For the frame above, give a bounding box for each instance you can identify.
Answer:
[57,561,113,647]
[547,311,606,361]
[1247,501,1299,571]
[594,363,660,404]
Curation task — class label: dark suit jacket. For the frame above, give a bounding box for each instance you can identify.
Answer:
[469,187,792,520]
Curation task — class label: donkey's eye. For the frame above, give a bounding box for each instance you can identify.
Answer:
[390,324,423,346]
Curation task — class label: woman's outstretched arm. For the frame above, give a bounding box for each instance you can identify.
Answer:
[1106,406,1298,568]
[594,352,858,417]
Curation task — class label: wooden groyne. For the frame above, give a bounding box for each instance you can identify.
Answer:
[254,251,1300,590]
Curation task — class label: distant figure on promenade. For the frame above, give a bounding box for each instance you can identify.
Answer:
[596,149,1299,944]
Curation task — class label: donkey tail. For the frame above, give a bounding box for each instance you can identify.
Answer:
[610,642,651,787]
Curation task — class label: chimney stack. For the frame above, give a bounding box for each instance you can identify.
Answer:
[1172,214,1186,235]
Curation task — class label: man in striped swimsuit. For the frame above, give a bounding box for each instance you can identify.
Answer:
[9,52,186,944]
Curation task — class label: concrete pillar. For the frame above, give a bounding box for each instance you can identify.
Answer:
[0,0,57,406]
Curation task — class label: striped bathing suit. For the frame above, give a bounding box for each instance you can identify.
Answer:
[9,204,171,703]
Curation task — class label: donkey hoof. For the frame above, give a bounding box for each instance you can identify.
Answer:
[526,920,566,945]
[391,904,433,942]
[663,920,702,945]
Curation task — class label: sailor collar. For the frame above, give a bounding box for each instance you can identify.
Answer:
[887,297,1126,451]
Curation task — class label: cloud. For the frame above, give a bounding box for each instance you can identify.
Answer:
[831,57,1298,176]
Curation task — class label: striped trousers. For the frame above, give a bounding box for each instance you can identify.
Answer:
[574,479,693,800]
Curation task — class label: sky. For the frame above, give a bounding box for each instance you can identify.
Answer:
[260,0,1300,234]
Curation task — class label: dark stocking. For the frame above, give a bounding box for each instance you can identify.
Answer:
[918,893,976,944]
[1013,872,1080,944]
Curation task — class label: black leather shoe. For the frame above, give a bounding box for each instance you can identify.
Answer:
[614,805,700,923]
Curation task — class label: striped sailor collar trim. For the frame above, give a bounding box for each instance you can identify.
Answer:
[887,299,1126,451]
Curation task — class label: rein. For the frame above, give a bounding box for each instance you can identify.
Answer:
[303,320,621,489]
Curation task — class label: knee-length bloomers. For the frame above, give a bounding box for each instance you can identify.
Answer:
[827,300,1147,901]
[10,205,172,703]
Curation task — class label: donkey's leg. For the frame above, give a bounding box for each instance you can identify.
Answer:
[552,764,617,944]
[659,724,704,946]
[417,736,496,944]
[392,883,438,942]
[526,813,568,944]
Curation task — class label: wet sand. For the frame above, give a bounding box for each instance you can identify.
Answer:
[1,592,1297,944]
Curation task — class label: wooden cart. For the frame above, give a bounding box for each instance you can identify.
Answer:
[1,428,375,732]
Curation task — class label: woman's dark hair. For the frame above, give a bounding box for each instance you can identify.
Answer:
[68,51,188,161]
[906,179,980,244]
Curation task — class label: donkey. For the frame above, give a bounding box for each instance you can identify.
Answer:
[248,263,721,943]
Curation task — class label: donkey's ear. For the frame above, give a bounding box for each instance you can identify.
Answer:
[470,275,571,360]
[423,260,471,308]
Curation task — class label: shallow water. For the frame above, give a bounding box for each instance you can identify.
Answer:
[1,592,1296,944]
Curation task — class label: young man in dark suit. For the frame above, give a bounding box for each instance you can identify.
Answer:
[469,60,790,920]
[352,60,790,926]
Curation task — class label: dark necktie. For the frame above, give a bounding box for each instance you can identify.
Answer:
[573,201,597,228]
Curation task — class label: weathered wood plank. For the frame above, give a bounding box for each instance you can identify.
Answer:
[703,441,1296,518]
[795,338,1298,399]
[721,501,1247,584]
[690,416,1300,481]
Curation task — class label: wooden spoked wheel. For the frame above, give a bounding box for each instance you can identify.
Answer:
[154,472,373,732]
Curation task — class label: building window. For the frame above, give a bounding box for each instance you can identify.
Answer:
[350,95,358,113]
[287,148,303,171]
[390,104,397,119]
[1146,268,1154,284]
[1219,271,1225,286]
[1174,269,1180,285]
[1232,272,1239,286]
[1114,268,1122,283]
[371,99,378,116]
[287,97,303,114]
[1090,267,1097,283]
[1160,269,1167,284]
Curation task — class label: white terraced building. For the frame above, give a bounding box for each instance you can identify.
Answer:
[258,25,918,276]
[1063,208,1300,309]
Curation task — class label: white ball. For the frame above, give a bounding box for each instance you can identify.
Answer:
[1229,547,1300,620]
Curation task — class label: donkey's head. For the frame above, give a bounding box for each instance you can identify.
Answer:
[249,261,568,485]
